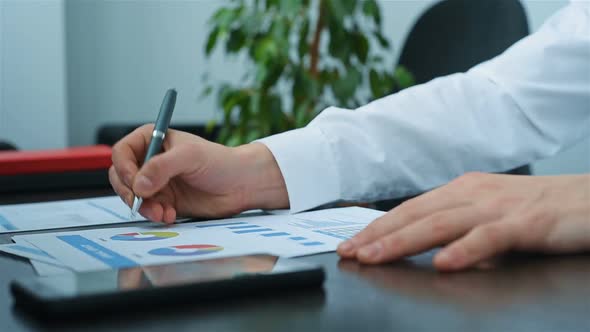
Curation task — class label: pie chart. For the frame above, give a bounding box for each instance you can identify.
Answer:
[110,231,179,241]
[148,244,224,256]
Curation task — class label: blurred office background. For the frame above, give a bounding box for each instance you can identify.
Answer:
[0,0,587,175]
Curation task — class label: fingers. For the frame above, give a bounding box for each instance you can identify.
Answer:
[138,198,177,224]
[109,166,134,206]
[132,145,192,198]
[138,199,164,222]
[337,213,412,258]
[354,207,482,264]
[111,125,153,187]
[434,222,518,271]
[338,186,469,258]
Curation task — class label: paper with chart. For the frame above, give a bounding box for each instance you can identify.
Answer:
[0,196,147,233]
[15,207,384,272]
[0,242,66,266]
[0,239,72,276]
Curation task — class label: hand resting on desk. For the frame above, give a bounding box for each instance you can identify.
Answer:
[338,173,590,271]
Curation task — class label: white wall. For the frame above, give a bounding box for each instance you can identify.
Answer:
[0,0,67,150]
[65,0,234,146]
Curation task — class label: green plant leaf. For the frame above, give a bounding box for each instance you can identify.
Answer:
[255,63,268,84]
[369,69,381,98]
[279,0,302,16]
[353,32,369,64]
[226,29,246,53]
[374,31,390,49]
[394,65,415,89]
[245,128,262,143]
[327,0,355,21]
[293,67,320,102]
[226,133,241,147]
[294,99,312,128]
[217,126,230,144]
[265,0,280,10]
[327,20,351,64]
[265,93,285,133]
[331,67,361,104]
[211,7,242,30]
[326,0,345,21]
[369,55,384,64]
[298,18,310,59]
[205,119,217,135]
[199,85,213,99]
[205,27,220,55]
[242,12,264,37]
[341,0,357,15]
[362,0,381,27]
[261,61,285,90]
[253,37,279,62]
[270,18,289,41]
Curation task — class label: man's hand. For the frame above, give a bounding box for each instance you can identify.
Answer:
[338,173,590,271]
[109,125,289,223]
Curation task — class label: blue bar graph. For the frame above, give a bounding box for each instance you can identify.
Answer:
[196,221,247,228]
[261,232,290,237]
[233,228,273,234]
[228,225,260,229]
[290,236,306,241]
[301,241,324,246]
[314,230,348,240]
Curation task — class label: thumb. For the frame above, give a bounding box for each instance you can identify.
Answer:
[132,147,190,197]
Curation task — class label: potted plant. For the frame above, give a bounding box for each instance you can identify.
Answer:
[203,0,414,146]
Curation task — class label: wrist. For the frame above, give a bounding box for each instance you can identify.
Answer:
[233,142,289,210]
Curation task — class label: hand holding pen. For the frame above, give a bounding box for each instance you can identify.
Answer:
[108,89,289,223]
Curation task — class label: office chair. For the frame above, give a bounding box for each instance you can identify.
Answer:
[376,0,530,211]
[0,141,17,151]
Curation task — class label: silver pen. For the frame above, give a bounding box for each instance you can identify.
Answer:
[131,88,177,217]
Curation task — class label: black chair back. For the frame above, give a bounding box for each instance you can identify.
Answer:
[0,141,17,151]
[398,0,529,85]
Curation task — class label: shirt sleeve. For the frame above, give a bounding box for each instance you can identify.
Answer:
[258,2,590,213]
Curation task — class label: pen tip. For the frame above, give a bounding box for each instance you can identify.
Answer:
[130,196,142,219]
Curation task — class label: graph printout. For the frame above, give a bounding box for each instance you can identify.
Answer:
[15,207,384,272]
[0,196,146,233]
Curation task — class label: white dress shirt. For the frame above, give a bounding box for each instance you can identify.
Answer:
[259,2,590,213]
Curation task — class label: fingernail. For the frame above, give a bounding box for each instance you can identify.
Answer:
[358,243,382,261]
[124,174,133,187]
[338,241,353,253]
[134,175,153,192]
[127,193,135,206]
[436,251,452,265]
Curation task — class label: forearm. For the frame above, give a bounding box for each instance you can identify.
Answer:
[234,142,289,211]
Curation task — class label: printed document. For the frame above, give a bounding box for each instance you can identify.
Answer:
[15,207,383,272]
[0,196,146,233]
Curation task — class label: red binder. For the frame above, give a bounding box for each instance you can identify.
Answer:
[0,145,112,176]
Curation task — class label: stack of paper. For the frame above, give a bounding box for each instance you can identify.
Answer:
[2,206,383,275]
[0,196,146,233]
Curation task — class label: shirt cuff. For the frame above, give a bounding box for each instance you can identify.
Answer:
[257,126,341,213]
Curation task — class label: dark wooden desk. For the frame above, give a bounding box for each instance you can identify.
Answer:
[1,191,589,332]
